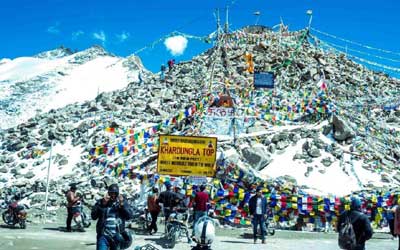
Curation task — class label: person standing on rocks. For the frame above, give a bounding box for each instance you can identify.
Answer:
[147,186,161,235]
[66,183,80,232]
[249,187,267,244]
[91,184,133,250]
[160,64,166,81]
[167,59,175,71]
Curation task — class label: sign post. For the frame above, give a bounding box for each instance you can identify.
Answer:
[157,135,217,177]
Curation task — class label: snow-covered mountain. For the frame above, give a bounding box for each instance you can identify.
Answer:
[0,45,149,130]
[0,28,399,223]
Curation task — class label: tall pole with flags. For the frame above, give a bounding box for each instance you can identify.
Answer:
[307,10,313,30]
[224,5,229,33]
[254,11,261,25]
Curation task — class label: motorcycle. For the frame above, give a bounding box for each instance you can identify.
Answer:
[192,215,216,250]
[130,206,152,230]
[165,208,191,248]
[265,216,276,236]
[71,200,91,231]
[2,200,28,229]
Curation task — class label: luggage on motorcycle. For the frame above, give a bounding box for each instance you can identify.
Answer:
[103,207,132,250]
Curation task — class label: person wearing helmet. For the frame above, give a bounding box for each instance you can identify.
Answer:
[91,184,133,250]
[66,183,80,232]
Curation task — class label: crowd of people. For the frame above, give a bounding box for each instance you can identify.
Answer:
[61,181,400,250]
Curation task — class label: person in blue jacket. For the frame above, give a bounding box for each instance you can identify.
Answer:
[91,184,133,250]
[248,187,268,244]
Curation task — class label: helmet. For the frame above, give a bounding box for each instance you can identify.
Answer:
[108,184,119,195]
[193,217,215,246]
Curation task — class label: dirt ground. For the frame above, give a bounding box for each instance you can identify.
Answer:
[0,221,398,250]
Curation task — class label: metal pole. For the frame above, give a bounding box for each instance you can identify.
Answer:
[44,140,54,222]
[307,10,313,30]
[224,6,229,33]
[232,105,237,147]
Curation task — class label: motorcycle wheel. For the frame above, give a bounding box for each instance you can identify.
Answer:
[19,220,26,229]
[2,211,14,226]
[169,228,178,249]
[82,212,91,228]
[83,220,91,228]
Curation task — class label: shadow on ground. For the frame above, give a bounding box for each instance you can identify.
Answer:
[220,240,251,244]
[0,224,23,229]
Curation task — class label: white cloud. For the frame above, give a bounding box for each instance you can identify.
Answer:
[72,30,84,40]
[164,35,188,56]
[92,31,107,45]
[116,31,130,43]
[47,22,60,34]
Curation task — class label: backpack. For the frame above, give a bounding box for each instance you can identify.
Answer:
[103,206,132,250]
[338,212,359,250]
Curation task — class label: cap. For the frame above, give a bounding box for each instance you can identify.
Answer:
[164,181,172,188]
[351,197,362,210]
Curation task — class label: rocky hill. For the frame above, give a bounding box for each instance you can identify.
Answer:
[0,45,148,130]
[0,27,399,221]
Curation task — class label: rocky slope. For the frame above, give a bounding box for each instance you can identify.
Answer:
[0,27,399,221]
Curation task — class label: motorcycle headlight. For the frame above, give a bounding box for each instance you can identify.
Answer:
[177,214,183,221]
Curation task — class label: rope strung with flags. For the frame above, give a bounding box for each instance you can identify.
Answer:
[311,27,400,57]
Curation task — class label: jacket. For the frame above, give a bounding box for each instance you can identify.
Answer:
[337,210,373,250]
[91,199,133,236]
[248,195,268,216]
[147,194,161,213]
[158,190,178,210]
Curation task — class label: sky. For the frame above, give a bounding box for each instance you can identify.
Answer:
[1,0,400,74]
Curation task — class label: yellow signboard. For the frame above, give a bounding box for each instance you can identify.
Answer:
[157,135,217,177]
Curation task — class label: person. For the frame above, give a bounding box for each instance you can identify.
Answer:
[385,203,395,239]
[174,185,188,208]
[160,64,166,81]
[91,184,133,250]
[66,183,80,232]
[157,182,178,229]
[337,197,373,250]
[167,59,175,71]
[248,187,267,244]
[193,185,209,227]
[393,199,400,250]
[147,187,161,235]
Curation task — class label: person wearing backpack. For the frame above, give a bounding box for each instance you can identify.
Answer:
[337,197,373,250]
[91,184,133,250]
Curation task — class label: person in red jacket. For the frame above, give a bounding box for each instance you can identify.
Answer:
[147,187,161,235]
[193,185,209,227]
